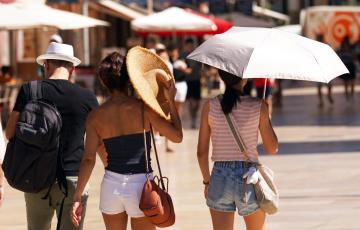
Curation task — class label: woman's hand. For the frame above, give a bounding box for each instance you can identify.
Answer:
[70,197,83,227]
[163,80,176,102]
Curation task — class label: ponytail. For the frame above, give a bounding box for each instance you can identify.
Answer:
[221,86,241,114]
[218,69,242,114]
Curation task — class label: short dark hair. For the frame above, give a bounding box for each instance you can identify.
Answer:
[97,52,129,92]
[1,66,12,75]
[47,59,73,69]
[185,38,195,44]
[167,44,178,52]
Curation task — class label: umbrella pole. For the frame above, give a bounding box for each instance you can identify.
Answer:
[262,78,268,100]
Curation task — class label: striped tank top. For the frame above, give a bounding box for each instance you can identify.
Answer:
[208,96,262,162]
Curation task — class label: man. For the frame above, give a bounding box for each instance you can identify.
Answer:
[5,42,98,230]
[37,34,63,79]
[183,38,202,129]
[0,122,5,207]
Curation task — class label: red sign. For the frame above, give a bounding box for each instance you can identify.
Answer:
[0,0,15,3]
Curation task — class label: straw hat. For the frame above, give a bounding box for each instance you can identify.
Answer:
[36,42,81,66]
[126,46,174,120]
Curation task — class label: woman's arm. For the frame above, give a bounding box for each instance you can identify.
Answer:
[71,115,100,226]
[259,101,278,155]
[146,80,183,143]
[0,167,4,207]
[197,101,211,197]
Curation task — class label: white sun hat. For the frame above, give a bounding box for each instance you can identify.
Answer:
[36,42,81,66]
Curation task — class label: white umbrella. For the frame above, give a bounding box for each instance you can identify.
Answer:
[0,0,109,30]
[275,24,301,35]
[187,27,348,83]
[131,7,216,34]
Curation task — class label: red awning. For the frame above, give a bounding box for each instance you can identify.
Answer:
[133,7,232,36]
[186,9,233,35]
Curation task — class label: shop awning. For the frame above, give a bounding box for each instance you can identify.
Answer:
[95,0,146,21]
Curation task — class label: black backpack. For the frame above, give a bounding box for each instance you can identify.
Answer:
[2,81,63,193]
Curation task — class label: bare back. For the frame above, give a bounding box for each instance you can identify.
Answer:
[89,97,150,140]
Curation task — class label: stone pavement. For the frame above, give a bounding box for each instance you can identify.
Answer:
[0,81,360,230]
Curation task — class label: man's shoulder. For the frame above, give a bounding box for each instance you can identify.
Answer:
[42,80,98,106]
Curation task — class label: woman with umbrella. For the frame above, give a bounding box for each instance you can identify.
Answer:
[197,68,278,230]
[192,26,348,230]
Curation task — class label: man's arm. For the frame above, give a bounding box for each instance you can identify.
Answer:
[6,84,28,140]
[5,112,20,140]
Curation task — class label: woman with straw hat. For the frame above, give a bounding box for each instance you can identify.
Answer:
[197,69,278,230]
[71,48,182,230]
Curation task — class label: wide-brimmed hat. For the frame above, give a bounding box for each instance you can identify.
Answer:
[126,46,174,120]
[36,42,81,66]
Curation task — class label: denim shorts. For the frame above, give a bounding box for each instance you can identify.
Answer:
[207,161,260,216]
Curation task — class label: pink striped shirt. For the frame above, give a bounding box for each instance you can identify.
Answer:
[208,96,262,162]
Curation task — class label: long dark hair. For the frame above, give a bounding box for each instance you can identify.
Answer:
[218,69,242,114]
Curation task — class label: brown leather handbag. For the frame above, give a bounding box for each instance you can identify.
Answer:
[139,124,175,227]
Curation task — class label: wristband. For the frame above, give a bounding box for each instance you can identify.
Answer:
[203,180,209,185]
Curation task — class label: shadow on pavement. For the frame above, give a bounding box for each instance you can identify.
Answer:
[258,140,360,155]
[272,93,360,127]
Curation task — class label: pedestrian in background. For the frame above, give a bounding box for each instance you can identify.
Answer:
[316,34,334,107]
[167,44,191,152]
[5,42,98,230]
[71,49,182,230]
[197,69,278,230]
[155,43,176,152]
[338,36,356,101]
[183,38,202,129]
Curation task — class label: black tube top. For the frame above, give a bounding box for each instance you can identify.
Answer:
[103,131,152,174]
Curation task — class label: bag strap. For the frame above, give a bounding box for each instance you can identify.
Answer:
[217,96,250,162]
[142,104,150,173]
[149,126,166,190]
[142,103,167,191]
[29,80,42,100]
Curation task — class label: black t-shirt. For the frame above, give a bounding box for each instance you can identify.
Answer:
[183,52,201,82]
[13,79,99,176]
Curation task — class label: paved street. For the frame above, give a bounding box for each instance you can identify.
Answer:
[1,81,360,230]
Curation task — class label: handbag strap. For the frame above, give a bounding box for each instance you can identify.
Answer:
[217,96,250,162]
[142,103,166,190]
[142,104,150,173]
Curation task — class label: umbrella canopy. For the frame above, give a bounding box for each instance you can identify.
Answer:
[132,7,225,36]
[0,0,109,30]
[275,24,301,35]
[187,27,348,83]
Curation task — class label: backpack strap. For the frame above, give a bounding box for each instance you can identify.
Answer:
[29,81,42,101]
[29,80,66,230]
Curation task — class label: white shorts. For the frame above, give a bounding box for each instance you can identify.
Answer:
[175,81,188,102]
[99,170,151,217]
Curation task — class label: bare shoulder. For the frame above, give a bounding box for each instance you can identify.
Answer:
[201,99,211,114]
